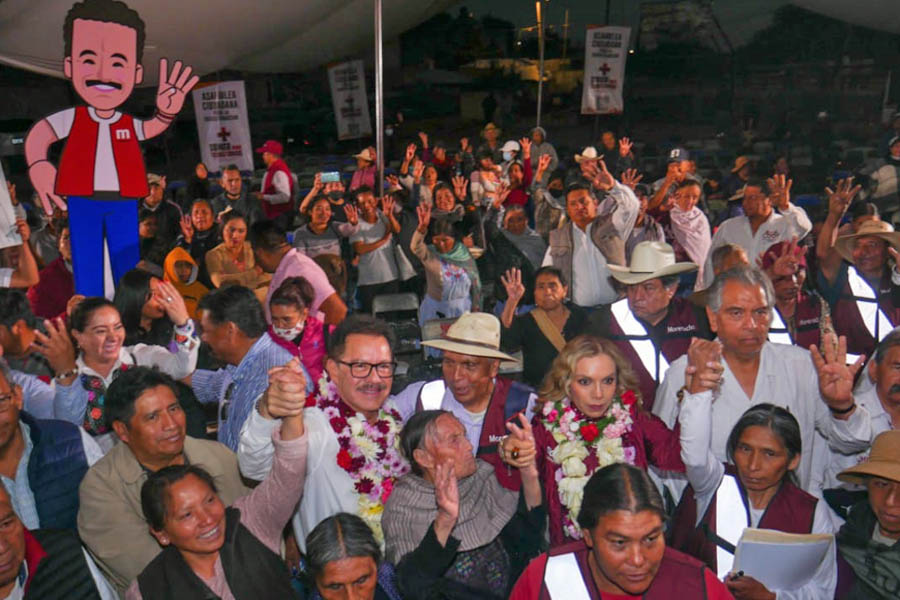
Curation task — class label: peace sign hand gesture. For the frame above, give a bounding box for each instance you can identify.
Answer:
[156,58,200,117]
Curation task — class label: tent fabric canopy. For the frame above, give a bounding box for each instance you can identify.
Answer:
[0,0,455,82]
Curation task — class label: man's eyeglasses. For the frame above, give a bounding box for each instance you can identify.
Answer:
[336,360,397,379]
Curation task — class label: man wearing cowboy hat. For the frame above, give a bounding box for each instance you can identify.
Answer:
[816,177,900,361]
[588,241,711,411]
[702,175,811,288]
[541,164,640,308]
[723,155,753,199]
[760,240,834,350]
[253,139,295,230]
[392,312,537,491]
[349,146,376,192]
[835,430,900,598]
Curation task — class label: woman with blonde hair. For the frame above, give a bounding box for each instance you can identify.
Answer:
[500,334,684,546]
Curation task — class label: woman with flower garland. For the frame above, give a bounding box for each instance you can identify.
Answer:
[501,334,684,546]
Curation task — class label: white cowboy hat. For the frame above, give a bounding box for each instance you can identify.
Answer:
[574,146,600,164]
[353,147,376,162]
[608,241,698,285]
[834,219,900,264]
[420,312,517,361]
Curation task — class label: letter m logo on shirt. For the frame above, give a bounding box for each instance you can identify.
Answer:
[114,128,131,141]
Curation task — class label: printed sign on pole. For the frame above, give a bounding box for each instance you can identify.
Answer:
[192,81,254,172]
[328,60,373,140]
[581,26,631,115]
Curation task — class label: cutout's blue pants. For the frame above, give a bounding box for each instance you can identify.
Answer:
[67,196,140,296]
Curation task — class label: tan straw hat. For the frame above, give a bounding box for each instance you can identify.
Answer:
[837,430,900,485]
[608,241,698,285]
[482,122,502,137]
[353,147,376,162]
[834,220,900,264]
[731,156,751,173]
[420,312,517,361]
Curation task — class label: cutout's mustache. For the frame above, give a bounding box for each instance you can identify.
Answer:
[86,79,123,90]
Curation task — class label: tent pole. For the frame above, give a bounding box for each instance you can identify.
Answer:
[375,0,384,194]
[536,1,544,129]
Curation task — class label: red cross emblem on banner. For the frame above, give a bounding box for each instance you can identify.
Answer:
[217,127,231,142]
[599,63,611,76]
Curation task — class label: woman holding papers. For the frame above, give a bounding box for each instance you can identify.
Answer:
[670,400,837,599]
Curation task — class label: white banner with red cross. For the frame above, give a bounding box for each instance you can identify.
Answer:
[327,60,373,140]
[192,80,254,173]
[581,26,631,115]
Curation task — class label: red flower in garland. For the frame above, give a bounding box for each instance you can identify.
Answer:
[376,420,390,434]
[330,417,348,432]
[621,390,637,408]
[580,423,600,443]
[337,449,353,470]
[355,478,375,495]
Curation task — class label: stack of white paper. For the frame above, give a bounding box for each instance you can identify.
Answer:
[734,528,834,590]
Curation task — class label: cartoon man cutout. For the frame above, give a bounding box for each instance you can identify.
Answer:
[24,0,198,296]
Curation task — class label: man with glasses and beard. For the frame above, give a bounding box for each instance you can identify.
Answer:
[238,315,408,553]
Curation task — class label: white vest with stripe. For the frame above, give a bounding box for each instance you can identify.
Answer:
[767,307,793,345]
[610,298,670,382]
[713,473,748,580]
[544,553,592,600]
[418,380,446,410]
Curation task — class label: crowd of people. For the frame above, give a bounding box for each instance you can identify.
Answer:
[3,102,900,600]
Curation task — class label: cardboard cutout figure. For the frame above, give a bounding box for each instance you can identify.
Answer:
[24,0,199,296]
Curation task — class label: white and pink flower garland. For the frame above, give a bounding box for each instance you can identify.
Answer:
[316,375,408,544]
[541,390,637,539]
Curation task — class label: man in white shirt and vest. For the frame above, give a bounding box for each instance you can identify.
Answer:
[817,177,900,364]
[588,241,711,412]
[542,162,640,309]
[702,175,812,288]
[654,265,876,494]
[392,313,537,491]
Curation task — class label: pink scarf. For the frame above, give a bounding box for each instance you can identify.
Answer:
[669,206,711,290]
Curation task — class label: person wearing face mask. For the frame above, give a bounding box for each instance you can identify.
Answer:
[499,140,521,175]
[299,172,354,224]
[498,335,684,546]
[267,276,334,398]
[205,212,271,290]
[412,204,482,333]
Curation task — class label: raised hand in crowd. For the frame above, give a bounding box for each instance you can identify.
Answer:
[451,175,468,202]
[344,203,359,226]
[311,171,324,194]
[810,333,863,418]
[386,174,401,190]
[591,159,616,192]
[433,460,459,548]
[501,413,543,508]
[412,159,425,184]
[417,131,429,149]
[380,195,395,216]
[404,143,417,165]
[32,317,77,381]
[179,214,194,244]
[619,136,634,157]
[499,267,525,328]
[416,202,432,233]
[492,181,511,210]
[824,176,861,218]
[153,279,191,327]
[766,173,793,211]
[620,168,643,190]
[66,294,86,317]
[259,357,307,439]
[684,338,724,395]
[536,153,553,180]
[13,218,30,244]
[758,237,802,277]
[518,137,532,160]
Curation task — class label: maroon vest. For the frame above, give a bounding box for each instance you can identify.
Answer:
[537,542,709,600]
[607,298,699,412]
[415,376,532,491]
[771,292,823,350]
[832,269,899,359]
[261,158,294,218]
[668,465,817,572]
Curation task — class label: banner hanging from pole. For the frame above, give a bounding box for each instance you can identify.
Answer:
[328,60,373,140]
[192,81,253,173]
[581,26,631,115]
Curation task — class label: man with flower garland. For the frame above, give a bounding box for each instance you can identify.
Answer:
[392,312,537,491]
[238,314,408,550]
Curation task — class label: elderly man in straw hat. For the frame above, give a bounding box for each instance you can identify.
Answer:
[834,430,900,598]
[350,146,377,191]
[393,312,537,491]
[702,174,811,288]
[587,241,712,412]
[817,177,900,363]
